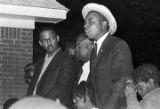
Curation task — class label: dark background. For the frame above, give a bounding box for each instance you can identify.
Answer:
[33,0,160,69]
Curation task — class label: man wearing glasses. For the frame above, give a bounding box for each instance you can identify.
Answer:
[27,27,80,109]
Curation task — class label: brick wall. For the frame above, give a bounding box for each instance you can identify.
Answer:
[0,27,33,109]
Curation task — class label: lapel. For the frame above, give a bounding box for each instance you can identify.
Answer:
[75,68,83,85]
[93,34,112,71]
[88,34,112,82]
[28,59,44,94]
[36,50,63,92]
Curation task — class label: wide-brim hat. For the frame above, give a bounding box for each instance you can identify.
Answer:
[82,3,117,35]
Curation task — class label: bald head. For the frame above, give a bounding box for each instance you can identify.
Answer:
[9,96,67,109]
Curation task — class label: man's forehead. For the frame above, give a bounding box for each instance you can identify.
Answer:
[40,30,57,38]
[41,30,56,35]
[76,37,86,44]
[85,11,102,19]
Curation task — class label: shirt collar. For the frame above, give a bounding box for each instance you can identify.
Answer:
[45,48,60,60]
[83,61,90,67]
[96,32,109,54]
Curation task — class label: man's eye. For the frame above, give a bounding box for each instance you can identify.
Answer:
[89,21,94,25]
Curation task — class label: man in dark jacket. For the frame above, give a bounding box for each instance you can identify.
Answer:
[82,3,134,109]
[27,27,80,108]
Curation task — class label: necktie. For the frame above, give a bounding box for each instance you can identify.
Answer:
[88,42,97,82]
[92,42,97,59]
[90,43,97,69]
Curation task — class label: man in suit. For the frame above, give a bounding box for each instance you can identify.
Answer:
[75,33,94,85]
[27,27,80,108]
[82,3,134,109]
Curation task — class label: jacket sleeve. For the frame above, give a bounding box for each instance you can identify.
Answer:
[111,40,133,83]
[103,40,134,109]
[126,93,142,109]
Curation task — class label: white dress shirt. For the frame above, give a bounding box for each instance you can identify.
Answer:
[78,61,90,84]
[96,32,109,55]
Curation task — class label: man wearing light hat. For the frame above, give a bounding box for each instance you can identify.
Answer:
[82,3,133,109]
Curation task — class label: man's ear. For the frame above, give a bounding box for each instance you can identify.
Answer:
[39,40,42,46]
[148,78,154,86]
[102,20,108,29]
[56,35,60,42]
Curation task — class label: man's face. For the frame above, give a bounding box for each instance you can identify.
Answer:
[39,30,59,54]
[136,81,151,97]
[67,48,76,56]
[76,39,93,62]
[25,71,34,85]
[84,12,105,41]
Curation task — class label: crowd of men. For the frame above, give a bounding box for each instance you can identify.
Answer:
[3,2,160,109]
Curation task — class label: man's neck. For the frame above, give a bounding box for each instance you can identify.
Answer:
[96,30,108,41]
[47,47,60,57]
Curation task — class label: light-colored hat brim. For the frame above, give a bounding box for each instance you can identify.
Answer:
[82,3,117,35]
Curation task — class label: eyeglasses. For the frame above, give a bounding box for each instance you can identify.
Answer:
[40,36,57,44]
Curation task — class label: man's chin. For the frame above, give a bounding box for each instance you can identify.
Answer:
[88,35,94,40]
[47,48,55,52]
[47,50,55,54]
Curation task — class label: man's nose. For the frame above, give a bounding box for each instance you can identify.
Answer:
[47,40,52,45]
[84,23,88,29]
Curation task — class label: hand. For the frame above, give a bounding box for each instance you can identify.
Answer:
[125,82,136,96]
[112,78,126,95]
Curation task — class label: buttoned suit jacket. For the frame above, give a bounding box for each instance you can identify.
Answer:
[88,34,133,109]
[27,50,80,108]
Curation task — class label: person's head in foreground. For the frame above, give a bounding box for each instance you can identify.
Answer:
[3,98,18,109]
[75,33,94,63]
[133,63,160,97]
[125,63,160,98]
[82,3,117,41]
[72,81,96,109]
[9,96,67,109]
[24,63,35,85]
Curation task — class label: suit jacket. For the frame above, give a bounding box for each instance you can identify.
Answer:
[27,49,80,108]
[88,34,133,109]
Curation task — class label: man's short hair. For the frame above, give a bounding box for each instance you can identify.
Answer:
[72,81,96,105]
[134,63,160,85]
[39,26,57,38]
[76,33,94,48]
[24,63,34,74]
[76,33,88,44]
